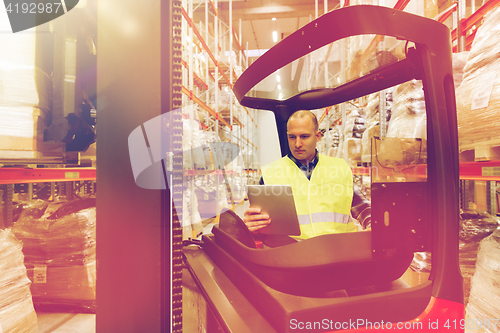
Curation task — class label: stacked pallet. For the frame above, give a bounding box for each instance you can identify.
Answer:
[0,229,38,333]
[456,5,500,161]
[387,80,426,140]
[361,91,392,163]
[0,19,47,161]
[466,228,500,332]
[341,107,364,166]
[11,198,96,313]
[410,210,499,305]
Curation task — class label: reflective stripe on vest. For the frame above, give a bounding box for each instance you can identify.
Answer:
[298,212,351,225]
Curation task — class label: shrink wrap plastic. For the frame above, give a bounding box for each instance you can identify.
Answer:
[182,108,208,238]
[12,200,96,266]
[318,127,340,157]
[0,229,38,333]
[183,187,203,240]
[340,109,363,165]
[0,18,47,153]
[181,105,250,236]
[456,5,500,151]
[194,178,229,219]
[343,108,365,139]
[0,22,38,108]
[343,138,361,165]
[466,228,500,332]
[453,51,469,89]
[411,210,499,305]
[387,80,426,140]
[361,92,391,163]
[374,81,425,166]
[182,106,207,169]
[11,199,96,312]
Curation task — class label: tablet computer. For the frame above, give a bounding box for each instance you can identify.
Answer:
[247,185,301,236]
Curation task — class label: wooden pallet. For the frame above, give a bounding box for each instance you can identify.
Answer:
[0,141,65,164]
[459,146,500,162]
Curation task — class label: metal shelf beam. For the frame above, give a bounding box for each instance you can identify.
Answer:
[352,160,500,181]
[0,168,96,185]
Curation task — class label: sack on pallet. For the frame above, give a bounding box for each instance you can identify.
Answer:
[456,5,500,151]
[465,228,500,332]
[11,198,96,312]
[0,229,38,333]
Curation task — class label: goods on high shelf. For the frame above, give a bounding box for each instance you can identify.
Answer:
[11,198,96,312]
[347,33,404,82]
[361,90,392,163]
[317,125,340,158]
[456,5,500,152]
[0,229,38,333]
[370,80,427,168]
[465,228,500,333]
[453,51,469,90]
[387,79,426,140]
[411,209,499,305]
[341,107,364,166]
[0,18,45,158]
[181,106,248,240]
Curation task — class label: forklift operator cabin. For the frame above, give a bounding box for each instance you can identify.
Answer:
[183,5,464,333]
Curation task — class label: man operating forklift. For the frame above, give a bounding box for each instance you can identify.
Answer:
[244,110,372,239]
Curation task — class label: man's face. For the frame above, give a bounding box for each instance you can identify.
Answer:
[287,116,321,164]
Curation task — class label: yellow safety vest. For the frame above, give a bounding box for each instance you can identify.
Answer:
[262,154,356,239]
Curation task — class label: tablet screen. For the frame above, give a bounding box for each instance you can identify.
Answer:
[247,185,301,236]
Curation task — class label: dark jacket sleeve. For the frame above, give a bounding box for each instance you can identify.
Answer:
[351,184,371,229]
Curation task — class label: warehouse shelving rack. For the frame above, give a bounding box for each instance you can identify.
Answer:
[313,0,500,162]
[352,160,500,215]
[324,0,500,217]
[0,167,96,228]
[180,0,261,231]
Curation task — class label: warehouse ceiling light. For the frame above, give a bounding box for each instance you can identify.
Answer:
[272,17,278,43]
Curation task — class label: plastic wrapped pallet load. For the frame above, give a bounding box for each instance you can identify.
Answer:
[0,229,38,333]
[374,80,426,168]
[11,198,96,312]
[341,108,363,166]
[453,51,469,89]
[465,228,500,333]
[361,92,390,163]
[456,5,500,152]
[409,209,498,305]
[387,80,426,140]
[459,210,499,305]
[0,17,46,159]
